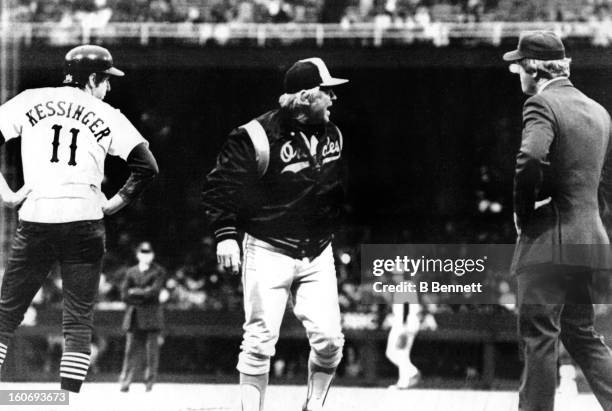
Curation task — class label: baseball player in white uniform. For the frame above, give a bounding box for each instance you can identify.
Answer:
[0,45,158,392]
[203,58,348,411]
[385,303,425,389]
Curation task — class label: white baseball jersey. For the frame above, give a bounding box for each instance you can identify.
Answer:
[0,86,146,223]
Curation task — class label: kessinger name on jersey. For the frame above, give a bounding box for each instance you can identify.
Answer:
[25,100,111,141]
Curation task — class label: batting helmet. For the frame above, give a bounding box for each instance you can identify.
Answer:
[63,45,124,85]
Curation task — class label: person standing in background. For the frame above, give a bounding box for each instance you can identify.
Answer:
[119,241,166,392]
[386,303,437,389]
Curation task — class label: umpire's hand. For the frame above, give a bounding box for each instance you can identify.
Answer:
[217,239,241,275]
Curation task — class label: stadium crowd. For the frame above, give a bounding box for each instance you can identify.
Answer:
[10,0,612,24]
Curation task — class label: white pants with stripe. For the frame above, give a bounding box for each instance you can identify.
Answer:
[385,304,420,384]
[237,234,344,375]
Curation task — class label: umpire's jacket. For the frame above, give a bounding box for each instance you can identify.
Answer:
[121,263,166,332]
[202,108,345,259]
[512,78,612,274]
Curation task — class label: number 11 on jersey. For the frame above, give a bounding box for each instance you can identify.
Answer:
[50,124,79,166]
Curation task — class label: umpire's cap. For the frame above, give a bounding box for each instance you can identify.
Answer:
[503,31,566,61]
[284,58,348,93]
[63,45,124,83]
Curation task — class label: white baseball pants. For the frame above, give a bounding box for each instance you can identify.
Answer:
[237,234,344,375]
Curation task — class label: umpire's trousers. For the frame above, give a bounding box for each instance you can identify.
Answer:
[0,220,104,391]
[518,265,612,411]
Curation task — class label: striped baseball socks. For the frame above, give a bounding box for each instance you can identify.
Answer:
[0,342,6,377]
[0,342,7,367]
[60,352,90,393]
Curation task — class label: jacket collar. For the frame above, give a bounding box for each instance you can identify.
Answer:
[279,109,326,137]
[538,77,572,94]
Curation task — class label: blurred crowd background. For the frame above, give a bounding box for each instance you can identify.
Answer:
[10,0,612,25]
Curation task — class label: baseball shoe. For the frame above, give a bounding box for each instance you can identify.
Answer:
[388,372,421,390]
[301,401,323,411]
[119,385,129,393]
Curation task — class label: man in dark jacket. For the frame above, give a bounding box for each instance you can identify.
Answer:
[119,241,166,392]
[505,31,612,411]
[202,58,348,411]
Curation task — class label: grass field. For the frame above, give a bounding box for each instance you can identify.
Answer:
[0,382,602,411]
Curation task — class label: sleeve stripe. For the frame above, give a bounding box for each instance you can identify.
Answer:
[240,120,269,177]
[215,228,237,235]
[336,125,343,151]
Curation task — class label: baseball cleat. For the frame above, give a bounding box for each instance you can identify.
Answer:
[388,372,421,390]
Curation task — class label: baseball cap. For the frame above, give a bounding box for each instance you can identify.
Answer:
[284,58,348,94]
[503,31,566,61]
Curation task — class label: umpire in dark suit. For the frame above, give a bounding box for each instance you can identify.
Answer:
[119,241,166,392]
[504,31,612,411]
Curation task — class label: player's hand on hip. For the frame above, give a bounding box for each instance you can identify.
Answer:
[98,190,108,208]
[217,239,241,275]
[102,194,128,215]
[2,185,31,208]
